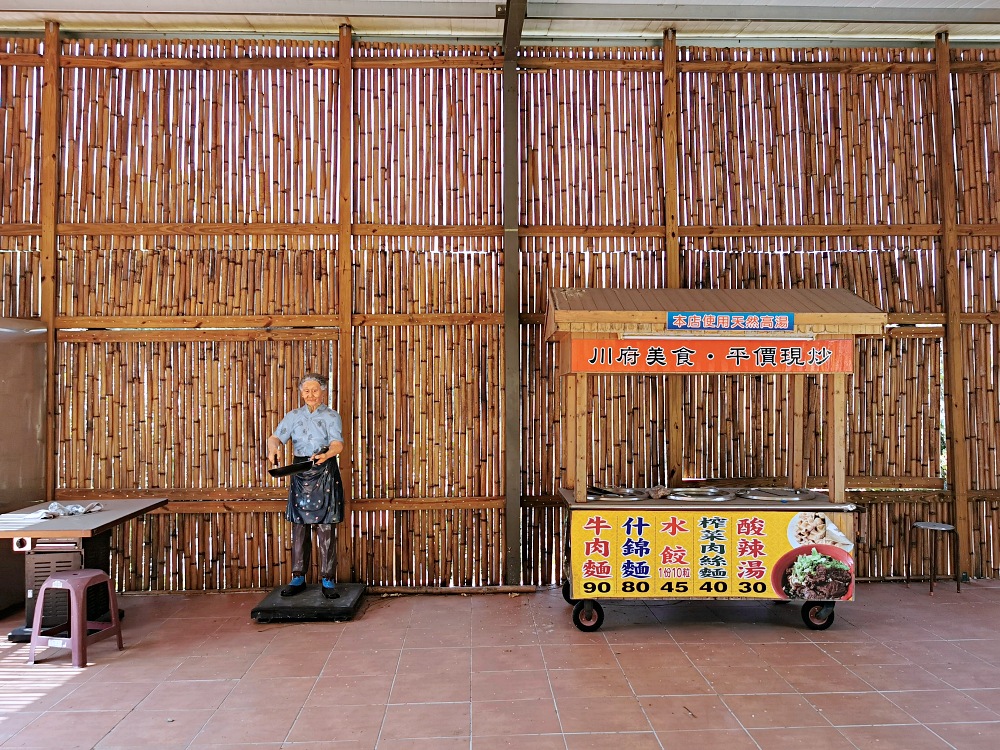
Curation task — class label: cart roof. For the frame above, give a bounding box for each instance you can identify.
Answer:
[544,287,887,340]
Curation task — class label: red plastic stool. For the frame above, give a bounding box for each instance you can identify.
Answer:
[27,569,123,667]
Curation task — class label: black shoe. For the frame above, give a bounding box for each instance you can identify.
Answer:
[280,581,306,597]
[321,584,340,600]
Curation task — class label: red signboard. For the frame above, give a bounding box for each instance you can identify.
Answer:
[569,338,854,374]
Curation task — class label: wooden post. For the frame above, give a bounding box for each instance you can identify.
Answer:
[573,372,589,504]
[564,372,577,492]
[825,373,847,502]
[336,24,355,582]
[663,30,684,487]
[788,375,807,488]
[40,22,61,503]
[935,32,972,580]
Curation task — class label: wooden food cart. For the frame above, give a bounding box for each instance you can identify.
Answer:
[544,288,888,631]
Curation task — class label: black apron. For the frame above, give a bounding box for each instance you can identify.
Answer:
[285,456,344,525]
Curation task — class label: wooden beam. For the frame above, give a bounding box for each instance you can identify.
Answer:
[55,315,342,330]
[55,221,341,236]
[0,52,42,67]
[337,23,356,584]
[573,373,589,504]
[563,373,577,493]
[681,223,941,238]
[65,56,345,71]
[57,329,337,343]
[678,61,936,75]
[40,22,60,504]
[7,220,993,241]
[935,33,973,581]
[502,1,526,58]
[354,314,504,326]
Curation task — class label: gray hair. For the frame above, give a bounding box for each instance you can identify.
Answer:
[299,372,328,390]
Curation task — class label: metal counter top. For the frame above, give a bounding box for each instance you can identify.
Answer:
[558,487,857,513]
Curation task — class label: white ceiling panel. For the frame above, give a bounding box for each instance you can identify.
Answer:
[1,1,999,41]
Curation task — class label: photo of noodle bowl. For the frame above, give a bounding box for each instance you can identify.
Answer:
[787,511,853,552]
[771,545,855,601]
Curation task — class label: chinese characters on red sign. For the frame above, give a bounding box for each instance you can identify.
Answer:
[569,338,854,374]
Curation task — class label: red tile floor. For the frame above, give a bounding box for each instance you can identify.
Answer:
[1,580,999,749]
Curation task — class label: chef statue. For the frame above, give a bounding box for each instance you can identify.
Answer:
[266,372,345,599]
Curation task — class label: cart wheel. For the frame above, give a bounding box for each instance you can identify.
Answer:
[561,580,579,605]
[801,602,835,630]
[572,600,604,632]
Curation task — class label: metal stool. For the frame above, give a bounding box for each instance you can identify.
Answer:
[907,521,961,595]
[27,569,123,667]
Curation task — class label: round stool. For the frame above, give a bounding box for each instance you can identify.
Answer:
[27,569,123,667]
[907,521,961,595]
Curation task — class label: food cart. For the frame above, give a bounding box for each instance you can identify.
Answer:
[543,288,888,631]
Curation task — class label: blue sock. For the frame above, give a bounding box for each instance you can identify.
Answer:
[290,575,305,586]
[322,578,336,588]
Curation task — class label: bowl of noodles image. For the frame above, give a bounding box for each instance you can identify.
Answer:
[770,544,855,601]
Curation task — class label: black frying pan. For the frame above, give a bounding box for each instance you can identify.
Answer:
[268,457,315,478]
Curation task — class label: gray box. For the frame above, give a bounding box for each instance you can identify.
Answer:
[0,320,46,616]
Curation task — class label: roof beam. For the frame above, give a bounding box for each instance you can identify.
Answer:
[502,0,526,54]
[531,3,1000,25]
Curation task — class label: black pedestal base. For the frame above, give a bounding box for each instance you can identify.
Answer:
[7,626,30,644]
[8,608,123,644]
[251,582,365,623]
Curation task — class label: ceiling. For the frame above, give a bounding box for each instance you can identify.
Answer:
[2,0,1000,44]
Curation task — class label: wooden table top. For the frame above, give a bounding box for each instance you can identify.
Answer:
[0,497,167,539]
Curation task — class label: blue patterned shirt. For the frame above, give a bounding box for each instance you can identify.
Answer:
[273,404,344,456]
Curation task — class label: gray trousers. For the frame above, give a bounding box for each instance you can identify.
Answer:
[290,523,336,581]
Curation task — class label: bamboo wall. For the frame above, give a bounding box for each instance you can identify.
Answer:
[1,29,998,589]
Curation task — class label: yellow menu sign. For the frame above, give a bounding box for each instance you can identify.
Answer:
[569,508,855,601]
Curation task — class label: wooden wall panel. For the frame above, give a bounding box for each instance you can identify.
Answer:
[0,38,42,317]
[56,234,340,317]
[951,49,1000,227]
[355,235,502,315]
[0,236,39,318]
[681,236,943,314]
[3,35,1000,588]
[353,44,503,226]
[518,48,665,226]
[56,337,339,491]
[0,38,42,227]
[353,324,503,501]
[677,47,938,228]
[58,39,341,225]
[964,324,1000,492]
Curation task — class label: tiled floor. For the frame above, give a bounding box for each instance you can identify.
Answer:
[1,580,999,749]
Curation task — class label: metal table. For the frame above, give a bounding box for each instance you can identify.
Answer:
[0,497,167,641]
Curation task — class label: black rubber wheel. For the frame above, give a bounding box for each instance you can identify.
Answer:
[561,580,579,605]
[572,600,605,632]
[801,602,835,630]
